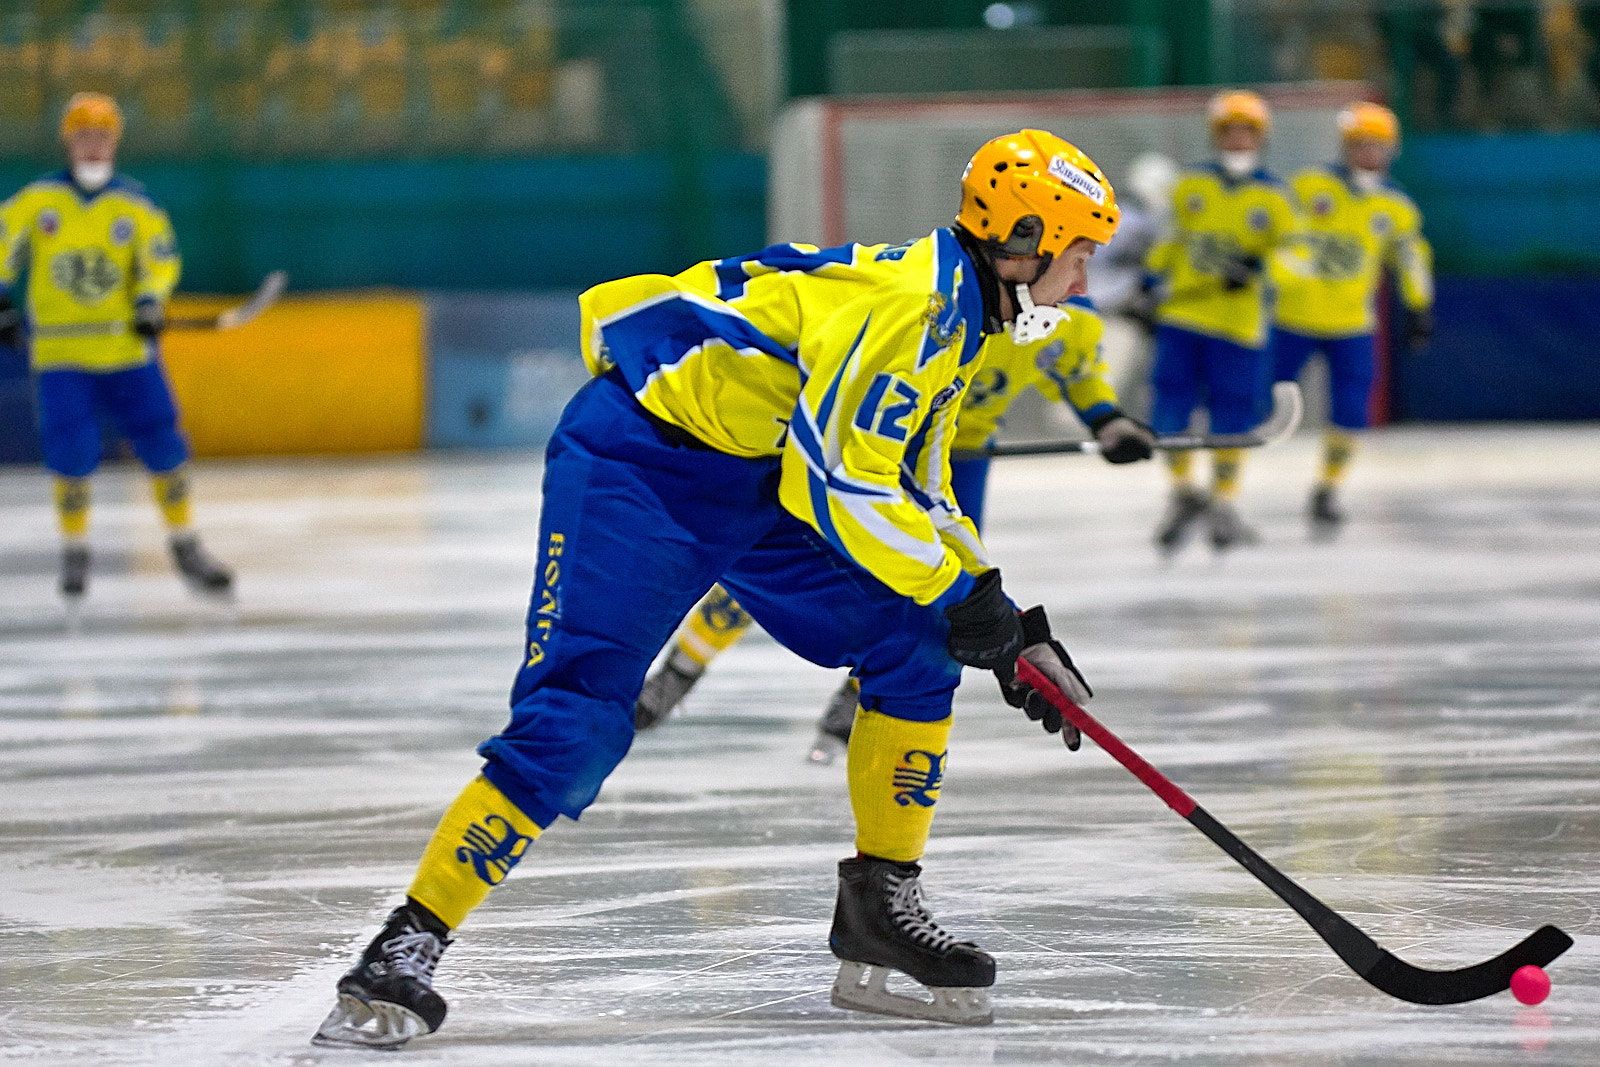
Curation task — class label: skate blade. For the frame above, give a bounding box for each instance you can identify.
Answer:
[311,993,428,1050]
[807,733,847,765]
[830,960,993,1026]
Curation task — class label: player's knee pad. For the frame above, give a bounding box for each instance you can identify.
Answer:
[480,693,636,824]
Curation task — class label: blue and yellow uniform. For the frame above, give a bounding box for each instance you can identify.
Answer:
[950,295,1117,528]
[1272,163,1433,429]
[1144,161,1302,437]
[0,170,185,479]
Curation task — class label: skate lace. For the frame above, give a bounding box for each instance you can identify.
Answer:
[884,871,963,954]
[381,930,445,984]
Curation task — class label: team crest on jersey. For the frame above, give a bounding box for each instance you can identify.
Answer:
[50,247,122,304]
[1184,193,1205,216]
[1247,208,1271,232]
[455,814,533,886]
[110,216,134,246]
[1370,212,1393,236]
[967,367,1009,406]
[929,376,965,412]
[892,748,946,808]
[1311,193,1334,218]
[37,208,60,236]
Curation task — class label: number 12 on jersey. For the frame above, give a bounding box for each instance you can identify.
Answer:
[854,373,921,443]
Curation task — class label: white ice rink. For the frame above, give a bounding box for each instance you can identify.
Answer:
[1,426,1597,1066]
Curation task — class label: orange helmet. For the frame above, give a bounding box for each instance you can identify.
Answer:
[1208,90,1271,136]
[957,129,1118,257]
[60,92,123,143]
[1338,101,1399,146]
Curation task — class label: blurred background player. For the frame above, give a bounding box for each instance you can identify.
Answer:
[0,93,232,600]
[1137,90,1305,555]
[1272,102,1434,538]
[634,293,1154,764]
[313,130,1116,1049]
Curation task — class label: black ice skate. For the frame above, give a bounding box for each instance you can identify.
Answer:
[312,903,451,1050]
[59,543,89,599]
[828,855,995,1025]
[1206,497,1260,552]
[169,532,234,597]
[807,677,859,765]
[634,647,704,729]
[1153,485,1209,557]
[1309,484,1344,540]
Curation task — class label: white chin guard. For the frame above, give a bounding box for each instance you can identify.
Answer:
[1009,283,1069,345]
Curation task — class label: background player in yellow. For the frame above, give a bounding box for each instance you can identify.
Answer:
[633,295,1154,763]
[0,93,232,600]
[314,130,1116,1048]
[1273,102,1434,537]
[1138,90,1305,555]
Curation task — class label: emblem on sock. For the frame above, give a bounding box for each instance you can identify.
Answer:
[892,749,946,808]
[456,815,533,885]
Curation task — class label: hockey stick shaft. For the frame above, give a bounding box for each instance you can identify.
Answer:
[1015,658,1571,1003]
[167,270,288,331]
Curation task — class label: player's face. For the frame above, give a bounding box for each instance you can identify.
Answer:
[1025,237,1096,306]
[1344,136,1393,173]
[67,128,117,166]
[1213,122,1264,153]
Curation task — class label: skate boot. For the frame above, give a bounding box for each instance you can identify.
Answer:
[1153,486,1210,557]
[59,543,89,599]
[1206,497,1260,552]
[634,647,704,729]
[313,902,451,1050]
[1309,484,1343,540]
[169,532,234,597]
[828,855,995,1025]
[807,677,860,765]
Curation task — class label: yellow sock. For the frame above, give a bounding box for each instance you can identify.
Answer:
[676,584,754,668]
[150,468,193,530]
[1320,429,1358,487]
[54,477,90,539]
[847,709,953,862]
[1211,448,1245,500]
[1165,451,1193,484]
[406,775,544,930]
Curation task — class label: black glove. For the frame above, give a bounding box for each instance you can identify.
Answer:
[943,568,1023,673]
[0,293,21,349]
[1407,307,1434,351]
[1220,254,1263,292]
[1088,410,1155,464]
[133,298,164,338]
[999,606,1092,750]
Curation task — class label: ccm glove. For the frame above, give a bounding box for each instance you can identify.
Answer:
[1407,307,1434,351]
[1001,606,1092,750]
[943,568,1023,673]
[1088,410,1156,464]
[1220,254,1263,292]
[0,294,21,349]
[133,298,165,338]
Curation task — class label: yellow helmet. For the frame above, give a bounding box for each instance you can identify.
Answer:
[60,92,123,143]
[1208,90,1271,136]
[957,129,1119,257]
[1338,101,1399,145]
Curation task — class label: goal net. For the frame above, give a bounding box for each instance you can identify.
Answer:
[769,82,1375,248]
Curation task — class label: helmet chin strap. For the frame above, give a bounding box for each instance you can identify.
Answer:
[1009,281,1070,345]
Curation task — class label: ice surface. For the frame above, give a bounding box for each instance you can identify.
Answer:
[1,427,1597,1065]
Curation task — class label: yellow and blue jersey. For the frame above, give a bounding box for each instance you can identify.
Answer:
[1145,162,1303,348]
[954,295,1118,452]
[580,230,993,607]
[1275,164,1433,338]
[0,171,181,372]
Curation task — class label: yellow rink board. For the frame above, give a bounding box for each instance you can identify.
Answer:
[162,292,425,457]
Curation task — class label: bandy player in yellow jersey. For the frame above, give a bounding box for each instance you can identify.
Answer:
[633,294,1154,763]
[1140,90,1304,555]
[1272,102,1434,537]
[314,131,1123,1047]
[0,93,232,599]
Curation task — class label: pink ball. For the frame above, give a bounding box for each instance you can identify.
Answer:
[1510,965,1551,1006]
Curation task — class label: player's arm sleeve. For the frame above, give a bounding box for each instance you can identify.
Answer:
[133,205,181,303]
[1034,312,1118,425]
[0,191,30,293]
[1267,186,1314,284]
[782,303,983,609]
[1389,207,1435,311]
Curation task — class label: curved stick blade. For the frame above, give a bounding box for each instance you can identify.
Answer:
[1364,925,1573,1005]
